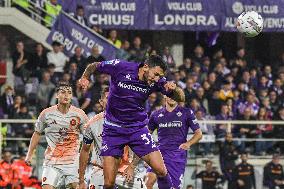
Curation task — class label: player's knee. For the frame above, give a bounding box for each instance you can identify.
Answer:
[155,167,168,177]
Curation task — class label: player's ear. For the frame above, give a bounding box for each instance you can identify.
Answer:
[143,64,149,71]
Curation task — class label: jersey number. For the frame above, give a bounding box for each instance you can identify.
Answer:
[141,133,156,148]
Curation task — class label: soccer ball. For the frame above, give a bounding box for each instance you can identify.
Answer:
[236,11,263,37]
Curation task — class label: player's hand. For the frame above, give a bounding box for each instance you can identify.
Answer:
[78,77,90,91]
[179,143,190,150]
[164,81,177,91]
[77,181,87,189]
[25,156,32,166]
[237,179,245,186]
[123,164,135,183]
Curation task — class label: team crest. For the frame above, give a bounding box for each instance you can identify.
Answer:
[69,117,80,129]
[158,113,164,118]
[177,111,182,117]
[90,185,95,189]
[43,177,47,182]
[125,74,131,80]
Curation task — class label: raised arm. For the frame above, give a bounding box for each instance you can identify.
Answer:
[163,82,185,102]
[81,62,100,80]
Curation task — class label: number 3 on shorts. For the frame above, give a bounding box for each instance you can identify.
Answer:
[141,133,156,148]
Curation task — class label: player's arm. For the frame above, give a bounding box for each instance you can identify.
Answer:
[79,124,93,186]
[179,129,202,150]
[79,143,92,185]
[162,81,185,102]
[25,131,41,165]
[81,62,100,80]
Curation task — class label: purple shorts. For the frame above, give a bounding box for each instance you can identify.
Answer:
[100,123,158,158]
[147,149,186,189]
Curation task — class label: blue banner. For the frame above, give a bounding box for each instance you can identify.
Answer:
[222,0,284,32]
[46,13,117,59]
[63,0,149,30]
[149,0,222,31]
[60,0,284,32]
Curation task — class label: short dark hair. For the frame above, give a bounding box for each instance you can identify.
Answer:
[52,41,61,47]
[76,5,84,10]
[145,55,168,72]
[56,81,72,92]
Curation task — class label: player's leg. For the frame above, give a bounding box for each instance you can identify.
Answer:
[41,165,61,188]
[129,127,172,188]
[145,169,157,189]
[103,156,120,189]
[42,185,55,189]
[163,159,185,189]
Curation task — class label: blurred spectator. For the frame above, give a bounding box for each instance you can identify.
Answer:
[69,46,86,74]
[208,90,222,116]
[47,41,69,76]
[108,30,122,48]
[273,107,284,153]
[116,40,130,60]
[86,46,106,66]
[189,98,206,114]
[91,25,103,35]
[184,78,196,107]
[12,103,33,138]
[0,151,20,188]
[235,107,256,152]
[269,90,280,113]
[129,36,145,62]
[87,102,103,118]
[193,160,224,189]
[191,45,204,65]
[10,95,23,119]
[195,110,214,155]
[238,93,259,117]
[37,71,55,110]
[215,104,234,138]
[68,62,81,86]
[74,5,88,26]
[27,43,48,78]
[219,80,234,101]
[173,70,186,89]
[179,58,192,74]
[47,63,58,84]
[43,0,62,28]
[271,78,283,96]
[196,87,209,112]
[12,41,30,85]
[233,153,256,189]
[263,65,273,85]
[0,85,14,118]
[219,133,239,189]
[263,154,284,189]
[254,107,274,155]
[162,46,175,69]
[145,93,158,115]
[201,57,211,79]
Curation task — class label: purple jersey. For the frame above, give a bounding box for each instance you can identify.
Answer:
[97,59,173,128]
[148,106,200,151]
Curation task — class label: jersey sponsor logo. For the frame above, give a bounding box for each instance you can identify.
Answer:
[177,111,182,117]
[159,121,182,128]
[104,59,120,65]
[118,81,148,94]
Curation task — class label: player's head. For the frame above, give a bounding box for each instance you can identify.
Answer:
[56,81,73,105]
[205,160,213,170]
[165,96,177,107]
[186,185,194,189]
[142,55,168,85]
[99,86,109,110]
[3,151,12,163]
[272,154,280,164]
[240,152,248,163]
[225,132,233,142]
